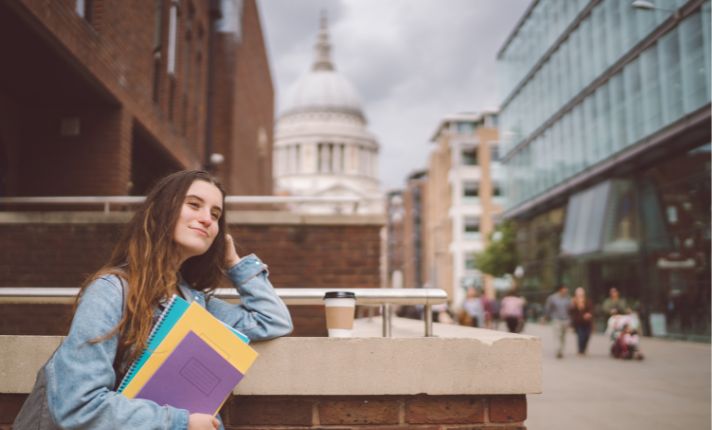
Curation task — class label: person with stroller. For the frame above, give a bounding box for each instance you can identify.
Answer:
[606,308,644,360]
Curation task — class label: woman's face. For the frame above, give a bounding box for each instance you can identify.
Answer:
[173,180,223,262]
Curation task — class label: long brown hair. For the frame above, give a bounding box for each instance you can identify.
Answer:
[78,170,227,376]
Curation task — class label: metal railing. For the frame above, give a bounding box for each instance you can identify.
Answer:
[0,195,382,214]
[0,287,448,337]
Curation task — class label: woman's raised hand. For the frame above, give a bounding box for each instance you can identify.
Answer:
[188,413,219,430]
[224,234,241,268]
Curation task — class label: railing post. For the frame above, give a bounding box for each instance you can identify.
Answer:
[424,304,433,337]
[382,303,392,337]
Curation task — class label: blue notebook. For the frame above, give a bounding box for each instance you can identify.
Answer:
[117,295,250,393]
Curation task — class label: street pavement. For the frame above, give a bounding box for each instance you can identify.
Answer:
[520,322,711,430]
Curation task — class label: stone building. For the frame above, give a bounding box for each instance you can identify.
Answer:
[273,16,383,214]
[426,112,504,309]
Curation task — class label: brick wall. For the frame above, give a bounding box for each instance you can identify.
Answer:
[0,218,381,336]
[228,0,274,196]
[0,0,273,197]
[0,394,526,429]
[210,0,275,195]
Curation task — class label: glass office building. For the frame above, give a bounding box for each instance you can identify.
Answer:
[498,0,710,339]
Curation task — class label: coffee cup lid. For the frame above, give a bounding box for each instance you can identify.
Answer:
[324,291,356,300]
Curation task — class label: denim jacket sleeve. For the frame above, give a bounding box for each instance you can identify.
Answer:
[206,254,293,341]
[45,276,189,430]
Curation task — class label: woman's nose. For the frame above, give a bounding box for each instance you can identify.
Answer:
[197,210,213,225]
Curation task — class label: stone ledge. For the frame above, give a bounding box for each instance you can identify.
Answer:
[0,329,541,396]
[0,211,386,226]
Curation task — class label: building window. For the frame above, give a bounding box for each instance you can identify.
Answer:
[484,114,498,128]
[295,144,301,173]
[153,0,164,51]
[464,253,477,271]
[151,0,164,104]
[464,216,480,238]
[493,183,503,198]
[462,148,478,166]
[463,181,479,201]
[452,121,474,135]
[490,145,500,162]
[152,52,162,103]
[167,1,178,75]
[75,0,93,22]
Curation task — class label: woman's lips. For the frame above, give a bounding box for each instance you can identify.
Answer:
[189,227,209,237]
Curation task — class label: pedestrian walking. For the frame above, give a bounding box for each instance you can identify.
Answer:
[461,287,485,328]
[601,286,628,316]
[500,290,526,333]
[545,285,571,359]
[570,287,594,355]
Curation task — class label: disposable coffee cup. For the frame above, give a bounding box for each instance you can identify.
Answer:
[323,291,356,337]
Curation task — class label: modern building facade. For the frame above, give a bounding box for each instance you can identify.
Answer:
[0,0,273,197]
[402,170,429,291]
[427,112,504,309]
[273,16,383,214]
[498,0,711,338]
[385,170,429,292]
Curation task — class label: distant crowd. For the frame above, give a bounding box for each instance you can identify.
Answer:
[422,285,644,361]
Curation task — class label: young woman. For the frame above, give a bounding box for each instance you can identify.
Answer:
[19,170,293,429]
[569,287,593,356]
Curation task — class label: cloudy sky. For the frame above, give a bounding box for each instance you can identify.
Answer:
[257,0,531,190]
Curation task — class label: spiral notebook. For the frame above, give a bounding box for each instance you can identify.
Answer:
[117,295,190,393]
[117,295,255,400]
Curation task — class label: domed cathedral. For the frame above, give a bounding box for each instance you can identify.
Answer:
[273,14,383,214]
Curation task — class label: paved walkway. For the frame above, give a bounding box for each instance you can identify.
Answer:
[520,322,711,430]
[354,316,710,429]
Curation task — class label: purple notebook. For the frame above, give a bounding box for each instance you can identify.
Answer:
[135,331,244,414]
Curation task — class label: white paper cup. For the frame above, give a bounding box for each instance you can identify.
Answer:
[323,291,356,337]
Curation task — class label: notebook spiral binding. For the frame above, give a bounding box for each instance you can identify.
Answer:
[117,295,178,393]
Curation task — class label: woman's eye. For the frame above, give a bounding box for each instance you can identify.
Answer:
[187,202,200,209]
[211,213,219,220]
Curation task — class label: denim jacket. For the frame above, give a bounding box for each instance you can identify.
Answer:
[44,254,293,429]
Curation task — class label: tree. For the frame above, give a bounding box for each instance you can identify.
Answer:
[476,221,518,278]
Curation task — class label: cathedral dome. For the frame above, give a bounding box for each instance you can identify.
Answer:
[286,69,363,117]
[273,13,382,216]
[281,14,364,119]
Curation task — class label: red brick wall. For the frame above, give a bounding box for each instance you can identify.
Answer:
[228,0,274,196]
[1,0,273,196]
[18,107,132,196]
[209,0,275,195]
[0,219,381,336]
[0,394,527,429]
[226,394,527,429]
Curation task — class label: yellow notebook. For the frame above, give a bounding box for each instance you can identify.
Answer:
[122,302,259,399]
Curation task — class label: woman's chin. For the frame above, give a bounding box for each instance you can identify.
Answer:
[178,244,211,262]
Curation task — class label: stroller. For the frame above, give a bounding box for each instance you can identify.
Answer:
[606,312,644,360]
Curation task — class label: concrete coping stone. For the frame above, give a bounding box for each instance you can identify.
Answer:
[0,317,541,396]
[0,211,385,226]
